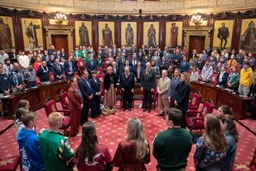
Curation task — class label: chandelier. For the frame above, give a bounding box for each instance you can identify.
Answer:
[55,12,67,26]
[191,14,203,27]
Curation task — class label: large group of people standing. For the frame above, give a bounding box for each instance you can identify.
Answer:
[0,43,255,171]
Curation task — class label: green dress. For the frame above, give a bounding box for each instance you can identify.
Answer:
[39,130,74,171]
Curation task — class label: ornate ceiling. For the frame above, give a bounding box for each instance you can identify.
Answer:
[0,0,256,15]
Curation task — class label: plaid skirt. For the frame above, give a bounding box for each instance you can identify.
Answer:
[103,84,116,107]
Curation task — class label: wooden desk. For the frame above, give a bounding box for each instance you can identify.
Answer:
[1,81,69,118]
[190,82,253,120]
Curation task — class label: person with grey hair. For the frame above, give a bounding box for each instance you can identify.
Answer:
[9,62,24,93]
[141,62,156,113]
[52,58,64,81]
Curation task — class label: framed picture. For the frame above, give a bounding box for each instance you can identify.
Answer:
[0,16,15,51]
[21,18,44,51]
[98,21,115,47]
[75,21,92,47]
[240,19,256,52]
[165,21,183,48]
[121,22,137,47]
[143,22,159,48]
[213,20,234,50]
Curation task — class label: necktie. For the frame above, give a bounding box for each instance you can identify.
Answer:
[160,78,165,91]
[137,68,140,79]
[86,80,91,89]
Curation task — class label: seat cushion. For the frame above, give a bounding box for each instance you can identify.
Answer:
[61,116,71,130]
[0,156,20,171]
[186,118,204,129]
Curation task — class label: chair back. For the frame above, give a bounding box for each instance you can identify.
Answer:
[35,77,41,86]
[96,67,103,73]
[97,73,105,83]
[188,91,202,110]
[49,71,54,82]
[44,98,57,117]
[59,90,69,110]
[210,74,217,85]
[199,100,213,117]
[198,71,202,81]
[77,59,85,68]
[153,81,158,96]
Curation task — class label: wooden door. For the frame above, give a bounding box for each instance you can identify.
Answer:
[189,36,205,59]
[51,35,69,59]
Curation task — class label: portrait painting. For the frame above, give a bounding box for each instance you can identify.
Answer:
[0,16,15,51]
[165,22,183,48]
[21,18,44,51]
[121,22,137,47]
[75,21,92,47]
[240,18,256,52]
[143,22,159,48]
[98,21,115,47]
[213,20,234,50]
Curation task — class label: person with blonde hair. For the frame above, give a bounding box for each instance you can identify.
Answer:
[112,118,150,170]
[219,114,239,171]
[75,122,112,171]
[194,114,228,171]
[39,112,74,171]
[104,66,117,109]
[174,72,191,128]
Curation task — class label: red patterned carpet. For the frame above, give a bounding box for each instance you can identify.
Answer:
[0,102,255,171]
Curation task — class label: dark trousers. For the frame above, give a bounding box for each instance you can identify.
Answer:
[143,89,152,110]
[66,73,74,80]
[91,95,101,118]
[123,90,133,109]
[252,97,256,118]
[180,110,187,129]
[196,165,206,171]
[26,82,36,88]
[80,100,90,125]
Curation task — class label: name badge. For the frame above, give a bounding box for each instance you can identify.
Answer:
[4,77,7,80]
[43,71,47,73]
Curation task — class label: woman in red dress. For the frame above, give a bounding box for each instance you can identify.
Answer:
[112,118,150,171]
[68,77,83,136]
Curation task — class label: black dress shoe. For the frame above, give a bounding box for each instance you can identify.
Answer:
[143,109,147,112]
[156,113,164,116]
[148,109,151,113]
[122,108,126,111]
[128,108,132,111]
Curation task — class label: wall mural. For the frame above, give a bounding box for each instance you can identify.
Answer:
[21,18,43,51]
[213,20,233,51]
[165,21,183,48]
[0,16,15,51]
[121,22,137,47]
[75,21,92,47]
[143,22,159,48]
[240,19,256,52]
[98,21,115,47]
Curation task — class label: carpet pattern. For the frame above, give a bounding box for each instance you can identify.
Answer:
[0,102,255,171]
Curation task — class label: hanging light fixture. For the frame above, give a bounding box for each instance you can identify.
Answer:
[55,12,67,26]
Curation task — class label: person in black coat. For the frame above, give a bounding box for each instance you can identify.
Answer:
[37,61,50,83]
[121,60,134,74]
[47,55,55,71]
[174,72,191,128]
[90,71,101,118]
[52,59,64,81]
[179,56,190,73]
[217,66,229,87]
[112,62,120,82]
[159,56,169,73]
[104,66,117,109]
[78,70,93,125]
[120,67,135,111]
[141,62,156,113]
[86,54,97,76]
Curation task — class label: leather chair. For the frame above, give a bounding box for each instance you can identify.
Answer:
[188,90,202,110]
[186,99,213,134]
[77,59,85,75]
[49,71,54,82]
[59,90,69,111]
[232,147,256,171]
[35,76,41,86]
[152,81,158,110]
[0,156,20,171]
[210,74,218,85]
[198,71,202,81]
[44,98,71,133]
[96,67,103,73]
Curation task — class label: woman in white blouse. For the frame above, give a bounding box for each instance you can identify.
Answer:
[190,65,198,82]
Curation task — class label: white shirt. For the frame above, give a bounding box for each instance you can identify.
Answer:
[18,55,30,69]
[0,53,8,64]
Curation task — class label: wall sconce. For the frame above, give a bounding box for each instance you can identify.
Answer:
[55,12,67,26]
[191,13,203,27]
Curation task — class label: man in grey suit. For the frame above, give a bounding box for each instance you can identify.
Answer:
[151,51,161,67]
[156,70,171,117]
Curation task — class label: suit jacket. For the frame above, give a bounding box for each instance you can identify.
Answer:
[121,65,134,74]
[60,52,66,59]
[137,52,143,61]
[104,73,117,90]
[130,58,139,67]
[118,57,127,67]
[157,77,171,99]
[78,78,93,101]
[42,55,50,62]
[217,72,229,87]
[112,66,120,81]
[86,60,97,74]
[52,64,64,80]
[90,78,101,95]
[141,69,156,91]
[64,60,76,74]
[206,49,212,57]
[179,61,190,73]
[134,67,143,80]
[119,72,135,91]
[169,77,180,100]
[176,82,191,111]
[159,61,169,71]
[68,86,82,110]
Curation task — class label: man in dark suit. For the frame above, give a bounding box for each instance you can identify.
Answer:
[112,62,120,82]
[118,53,126,67]
[121,46,128,56]
[48,44,57,58]
[42,50,50,62]
[130,53,139,72]
[78,70,93,125]
[137,48,143,61]
[172,49,182,66]
[168,68,181,107]
[141,62,156,113]
[112,44,118,58]
[121,60,134,74]
[86,54,97,76]
[206,46,212,57]
[134,61,143,83]
[130,44,137,54]
[120,67,135,111]
[60,48,66,59]
[52,58,64,81]
[64,56,76,79]
[9,49,18,64]
[179,56,190,73]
